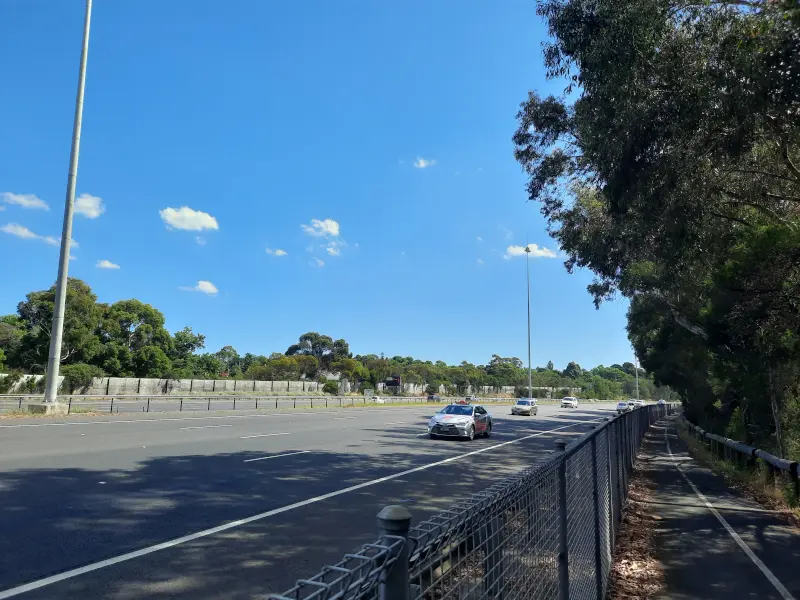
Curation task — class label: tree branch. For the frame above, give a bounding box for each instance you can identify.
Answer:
[725,168,800,185]
[710,210,754,228]
[783,144,800,181]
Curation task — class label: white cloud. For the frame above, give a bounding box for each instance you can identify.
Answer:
[414,157,436,169]
[195,236,207,246]
[1,192,49,210]
[160,206,219,231]
[301,218,340,237]
[311,257,325,268]
[477,258,485,265]
[266,248,288,257]
[326,246,341,257]
[179,280,218,295]
[74,194,105,218]
[96,259,120,269]
[1,223,60,246]
[504,244,558,259]
[476,236,483,242]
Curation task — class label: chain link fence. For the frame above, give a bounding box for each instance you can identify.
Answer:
[269,403,675,600]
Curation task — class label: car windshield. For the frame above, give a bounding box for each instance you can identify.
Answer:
[516,400,530,405]
[440,405,473,415]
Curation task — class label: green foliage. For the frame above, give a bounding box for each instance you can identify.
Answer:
[516,0,799,451]
[322,380,339,395]
[60,363,103,393]
[1,279,669,399]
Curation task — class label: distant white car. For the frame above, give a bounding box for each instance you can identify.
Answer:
[616,401,634,414]
[657,399,666,405]
[632,399,645,408]
[561,397,579,409]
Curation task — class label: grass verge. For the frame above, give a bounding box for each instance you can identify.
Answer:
[676,419,800,527]
[607,451,665,599]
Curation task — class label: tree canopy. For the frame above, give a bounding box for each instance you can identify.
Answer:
[515,0,799,454]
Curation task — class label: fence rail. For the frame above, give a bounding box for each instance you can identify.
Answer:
[269,403,676,600]
[682,417,799,496]
[0,395,523,415]
[0,395,618,415]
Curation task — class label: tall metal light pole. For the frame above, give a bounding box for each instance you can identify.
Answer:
[43,0,93,405]
[634,354,640,402]
[525,244,533,398]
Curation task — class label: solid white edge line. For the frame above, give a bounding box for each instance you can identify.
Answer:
[0,405,464,429]
[0,417,600,599]
[243,450,311,463]
[664,426,795,600]
[179,425,233,430]
[239,432,291,439]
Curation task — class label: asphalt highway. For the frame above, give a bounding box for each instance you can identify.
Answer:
[0,402,620,599]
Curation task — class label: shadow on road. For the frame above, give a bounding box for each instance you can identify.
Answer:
[0,410,613,599]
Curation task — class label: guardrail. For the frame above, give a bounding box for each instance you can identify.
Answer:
[682,417,799,497]
[0,395,618,415]
[0,395,521,414]
[268,403,676,600]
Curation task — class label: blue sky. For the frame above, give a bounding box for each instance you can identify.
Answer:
[0,0,633,369]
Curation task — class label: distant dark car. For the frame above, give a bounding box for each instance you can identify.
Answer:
[427,394,441,402]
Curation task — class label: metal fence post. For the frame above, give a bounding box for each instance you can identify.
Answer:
[256,397,258,410]
[555,439,569,600]
[18,398,22,410]
[591,436,603,600]
[377,505,412,600]
[607,424,616,546]
[208,398,211,411]
[180,399,183,412]
[68,397,72,414]
[233,397,237,411]
[110,398,113,413]
[484,510,505,599]
[146,398,150,412]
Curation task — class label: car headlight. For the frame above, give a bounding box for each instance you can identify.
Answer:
[429,418,436,426]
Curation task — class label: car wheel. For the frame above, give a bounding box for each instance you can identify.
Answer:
[429,433,438,440]
[466,426,475,441]
[484,423,492,437]
[533,408,538,416]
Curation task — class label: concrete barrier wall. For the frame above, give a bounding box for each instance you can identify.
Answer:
[1,373,577,397]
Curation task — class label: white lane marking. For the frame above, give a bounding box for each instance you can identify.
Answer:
[385,422,404,425]
[239,433,291,439]
[0,406,447,429]
[664,427,795,600]
[0,418,598,599]
[243,450,310,463]
[333,417,357,420]
[179,425,233,430]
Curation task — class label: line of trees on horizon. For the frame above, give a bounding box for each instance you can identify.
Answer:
[0,278,672,400]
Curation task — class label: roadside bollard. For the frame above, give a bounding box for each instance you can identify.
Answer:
[377,505,412,600]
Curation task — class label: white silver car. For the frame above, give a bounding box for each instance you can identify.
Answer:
[428,404,492,440]
[616,401,634,414]
[511,398,538,416]
[561,397,579,408]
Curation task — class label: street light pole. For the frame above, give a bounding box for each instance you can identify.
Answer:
[43,0,93,405]
[525,244,532,398]
[634,355,640,402]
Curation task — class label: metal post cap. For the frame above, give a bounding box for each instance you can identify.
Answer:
[377,505,412,533]
[554,439,567,451]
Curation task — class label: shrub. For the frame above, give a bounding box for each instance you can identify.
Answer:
[60,363,103,394]
[322,380,339,395]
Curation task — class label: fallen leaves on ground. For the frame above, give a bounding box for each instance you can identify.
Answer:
[606,458,665,599]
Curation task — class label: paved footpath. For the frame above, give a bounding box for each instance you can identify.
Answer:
[643,417,800,600]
